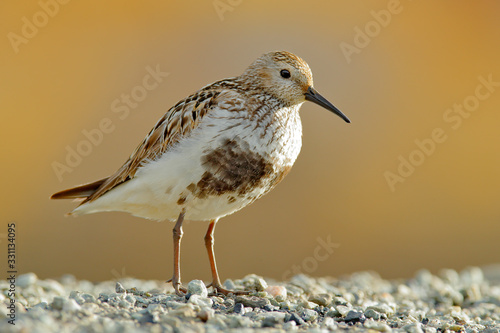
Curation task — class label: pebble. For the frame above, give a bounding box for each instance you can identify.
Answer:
[197,307,214,322]
[81,302,99,313]
[187,279,208,297]
[235,295,270,309]
[233,302,245,314]
[125,294,136,306]
[289,312,306,326]
[333,296,349,306]
[326,307,340,317]
[344,310,366,324]
[115,282,126,293]
[402,322,424,333]
[461,266,484,285]
[260,312,286,327]
[301,308,318,322]
[169,304,196,318]
[118,299,132,309]
[50,296,65,310]
[322,316,337,330]
[336,305,351,316]
[265,285,287,300]
[17,273,38,288]
[62,298,81,312]
[188,294,213,308]
[309,293,332,306]
[223,279,237,291]
[414,269,434,285]
[364,318,392,332]
[283,320,297,330]
[69,290,85,305]
[277,301,289,312]
[166,300,186,309]
[81,293,96,303]
[147,303,164,313]
[39,279,66,295]
[367,303,395,316]
[135,295,150,306]
[242,274,268,291]
[365,308,382,320]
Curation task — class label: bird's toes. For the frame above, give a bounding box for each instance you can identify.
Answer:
[207,282,249,296]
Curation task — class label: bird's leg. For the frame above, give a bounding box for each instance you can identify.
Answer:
[167,209,187,296]
[204,219,249,295]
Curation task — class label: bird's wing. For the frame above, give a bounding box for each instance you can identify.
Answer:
[52,83,245,204]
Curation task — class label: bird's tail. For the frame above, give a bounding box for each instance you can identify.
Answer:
[51,178,108,200]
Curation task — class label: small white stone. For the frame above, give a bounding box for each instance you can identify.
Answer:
[336,305,351,316]
[81,293,96,303]
[62,298,81,312]
[364,318,392,332]
[147,303,165,313]
[17,273,38,288]
[187,279,208,297]
[460,267,484,286]
[188,294,213,308]
[69,290,87,305]
[321,316,337,330]
[39,279,66,295]
[81,302,99,313]
[402,323,424,333]
[283,320,297,331]
[118,299,131,309]
[254,277,268,291]
[301,308,318,321]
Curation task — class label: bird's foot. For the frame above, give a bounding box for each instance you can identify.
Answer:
[166,276,187,296]
[206,281,250,296]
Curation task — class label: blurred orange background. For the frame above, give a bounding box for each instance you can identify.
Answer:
[2,1,499,283]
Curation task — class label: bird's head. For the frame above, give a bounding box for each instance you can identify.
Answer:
[242,51,350,123]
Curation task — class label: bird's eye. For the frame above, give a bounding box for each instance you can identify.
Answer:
[280,69,291,79]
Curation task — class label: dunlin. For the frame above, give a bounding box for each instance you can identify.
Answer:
[52,51,350,295]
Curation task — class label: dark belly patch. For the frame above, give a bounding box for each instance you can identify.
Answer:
[188,139,274,199]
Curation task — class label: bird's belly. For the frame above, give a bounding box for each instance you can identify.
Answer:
[128,136,295,221]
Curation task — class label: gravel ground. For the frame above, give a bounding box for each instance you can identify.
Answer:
[1,266,500,332]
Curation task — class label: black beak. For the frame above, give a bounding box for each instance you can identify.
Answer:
[304,87,350,123]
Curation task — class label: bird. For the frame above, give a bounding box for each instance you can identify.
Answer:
[51,51,350,296]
